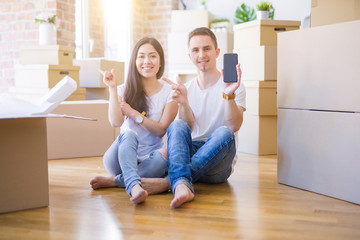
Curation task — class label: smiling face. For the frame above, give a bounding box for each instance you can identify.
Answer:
[188,35,220,72]
[136,43,161,80]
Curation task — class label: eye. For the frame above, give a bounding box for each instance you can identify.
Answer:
[150,54,157,59]
[137,55,145,59]
[192,48,199,53]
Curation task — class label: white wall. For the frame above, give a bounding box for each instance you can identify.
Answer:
[180,0,311,28]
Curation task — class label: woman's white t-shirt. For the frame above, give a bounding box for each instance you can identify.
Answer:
[185,76,246,141]
[117,83,173,162]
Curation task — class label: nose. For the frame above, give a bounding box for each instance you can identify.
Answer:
[144,56,151,63]
[199,49,205,58]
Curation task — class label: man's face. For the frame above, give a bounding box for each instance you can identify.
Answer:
[188,35,220,72]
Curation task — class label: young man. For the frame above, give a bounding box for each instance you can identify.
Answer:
[143,27,246,208]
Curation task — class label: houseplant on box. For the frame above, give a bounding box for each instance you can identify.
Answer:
[234,3,256,24]
[35,12,61,45]
[255,1,275,20]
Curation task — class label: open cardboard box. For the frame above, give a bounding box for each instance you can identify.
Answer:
[0,76,94,213]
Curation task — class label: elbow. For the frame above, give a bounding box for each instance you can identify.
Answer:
[155,127,167,138]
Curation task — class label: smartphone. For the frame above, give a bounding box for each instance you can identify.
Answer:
[223,53,238,83]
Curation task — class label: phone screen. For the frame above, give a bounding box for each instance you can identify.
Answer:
[223,53,238,83]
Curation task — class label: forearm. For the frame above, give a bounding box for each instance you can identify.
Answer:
[129,102,178,138]
[178,102,195,131]
[108,87,124,127]
[224,99,243,132]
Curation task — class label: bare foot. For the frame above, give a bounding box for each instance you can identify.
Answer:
[141,178,171,195]
[130,184,148,204]
[170,184,195,208]
[90,176,116,190]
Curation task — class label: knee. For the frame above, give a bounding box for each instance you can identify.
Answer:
[213,126,235,142]
[119,130,138,144]
[167,119,191,136]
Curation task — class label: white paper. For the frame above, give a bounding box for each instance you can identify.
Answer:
[0,76,77,118]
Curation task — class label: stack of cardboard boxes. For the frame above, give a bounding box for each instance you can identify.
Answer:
[277,0,360,204]
[11,45,85,101]
[233,20,300,155]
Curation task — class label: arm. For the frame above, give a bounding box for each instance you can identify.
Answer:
[223,64,244,132]
[162,77,196,131]
[120,99,178,138]
[99,69,124,128]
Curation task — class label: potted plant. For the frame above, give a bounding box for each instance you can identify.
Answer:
[34,12,61,45]
[234,3,256,24]
[200,0,207,10]
[210,18,231,30]
[255,1,275,20]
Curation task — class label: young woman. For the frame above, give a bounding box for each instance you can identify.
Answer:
[90,37,178,204]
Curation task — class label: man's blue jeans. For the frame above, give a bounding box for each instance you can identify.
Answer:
[103,130,168,195]
[167,120,236,193]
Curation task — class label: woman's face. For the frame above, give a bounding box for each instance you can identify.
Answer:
[136,43,161,80]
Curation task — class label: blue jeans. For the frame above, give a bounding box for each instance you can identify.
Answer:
[167,120,236,193]
[103,130,168,195]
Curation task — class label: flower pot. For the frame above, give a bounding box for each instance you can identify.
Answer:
[39,23,55,45]
[256,11,270,20]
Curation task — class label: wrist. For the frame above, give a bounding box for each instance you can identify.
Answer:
[222,92,235,100]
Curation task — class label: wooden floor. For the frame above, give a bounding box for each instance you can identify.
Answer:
[0,153,359,240]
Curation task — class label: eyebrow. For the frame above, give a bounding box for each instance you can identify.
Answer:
[191,45,212,50]
[137,51,157,55]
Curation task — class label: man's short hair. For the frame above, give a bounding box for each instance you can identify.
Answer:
[188,27,218,50]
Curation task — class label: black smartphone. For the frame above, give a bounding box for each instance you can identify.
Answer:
[223,53,238,82]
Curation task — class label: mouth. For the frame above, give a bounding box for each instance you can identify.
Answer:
[142,66,153,70]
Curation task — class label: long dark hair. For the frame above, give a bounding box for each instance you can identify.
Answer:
[123,37,165,114]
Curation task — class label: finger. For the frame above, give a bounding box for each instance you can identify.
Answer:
[175,76,183,85]
[110,68,115,75]
[162,76,177,87]
[98,68,105,76]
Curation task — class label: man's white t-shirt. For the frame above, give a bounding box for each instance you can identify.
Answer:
[185,76,246,142]
[117,83,173,162]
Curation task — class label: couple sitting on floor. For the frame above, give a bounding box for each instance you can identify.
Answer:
[90,27,246,208]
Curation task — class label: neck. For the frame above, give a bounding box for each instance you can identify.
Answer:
[196,69,221,90]
[142,77,161,96]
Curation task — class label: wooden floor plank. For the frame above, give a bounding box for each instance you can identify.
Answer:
[0,153,359,240]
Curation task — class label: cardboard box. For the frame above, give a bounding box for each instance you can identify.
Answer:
[0,76,93,213]
[0,117,49,213]
[278,109,360,205]
[233,20,300,49]
[73,58,124,88]
[47,100,116,159]
[171,10,210,33]
[85,88,109,100]
[234,46,277,81]
[168,32,194,70]
[214,30,234,70]
[311,0,360,27]
[20,45,74,65]
[14,64,85,101]
[277,20,360,112]
[237,112,277,155]
[244,80,277,116]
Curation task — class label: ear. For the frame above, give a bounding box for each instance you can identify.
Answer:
[216,48,220,58]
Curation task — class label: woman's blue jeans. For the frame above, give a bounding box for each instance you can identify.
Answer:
[103,130,168,195]
[167,120,236,193]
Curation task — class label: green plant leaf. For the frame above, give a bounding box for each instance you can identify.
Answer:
[234,3,256,24]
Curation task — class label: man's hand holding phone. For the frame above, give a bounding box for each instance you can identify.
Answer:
[223,53,241,95]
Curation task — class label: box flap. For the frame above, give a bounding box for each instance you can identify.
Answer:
[0,76,77,118]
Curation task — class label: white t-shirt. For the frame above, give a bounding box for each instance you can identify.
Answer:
[117,83,173,162]
[186,76,246,141]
